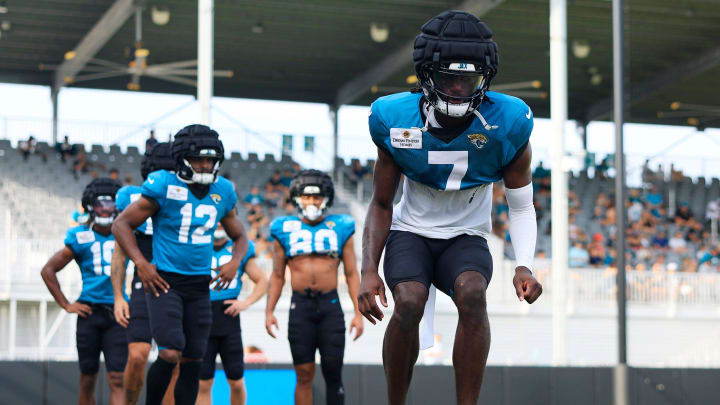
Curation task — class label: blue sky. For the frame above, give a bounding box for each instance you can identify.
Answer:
[1,82,719,186]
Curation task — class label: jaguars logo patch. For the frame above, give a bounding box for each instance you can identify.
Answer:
[325,220,336,230]
[210,193,222,204]
[467,133,488,150]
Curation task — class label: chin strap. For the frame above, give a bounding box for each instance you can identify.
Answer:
[472,109,499,131]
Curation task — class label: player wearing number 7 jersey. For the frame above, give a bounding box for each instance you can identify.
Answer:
[359,11,543,405]
[41,178,127,405]
[113,124,249,405]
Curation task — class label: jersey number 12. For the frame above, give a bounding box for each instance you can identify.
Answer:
[178,203,217,244]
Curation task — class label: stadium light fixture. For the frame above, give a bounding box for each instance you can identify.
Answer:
[0,20,10,31]
[64,51,76,60]
[572,39,591,59]
[370,22,389,43]
[251,21,264,34]
[0,2,7,14]
[406,75,418,84]
[151,6,170,26]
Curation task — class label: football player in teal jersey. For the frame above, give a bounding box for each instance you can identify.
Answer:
[41,178,126,405]
[113,124,248,405]
[196,223,268,405]
[111,142,178,405]
[359,11,543,405]
[265,170,363,405]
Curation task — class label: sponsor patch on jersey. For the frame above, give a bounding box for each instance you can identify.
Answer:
[210,193,222,204]
[166,185,188,201]
[283,220,302,232]
[467,133,488,150]
[75,230,95,244]
[390,128,422,149]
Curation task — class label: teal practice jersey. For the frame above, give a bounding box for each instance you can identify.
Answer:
[210,239,255,301]
[64,225,126,304]
[270,214,355,258]
[141,170,238,276]
[116,185,152,235]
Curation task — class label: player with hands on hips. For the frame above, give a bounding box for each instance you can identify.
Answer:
[265,170,363,405]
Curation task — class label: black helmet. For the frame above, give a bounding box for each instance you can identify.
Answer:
[171,124,224,184]
[289,169,334,220]
[81,178,121,226]
[140,142,175,180]
[413,10,498,117]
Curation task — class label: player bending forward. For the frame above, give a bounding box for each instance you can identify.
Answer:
[265,170,364,405]
[358,10,543,405]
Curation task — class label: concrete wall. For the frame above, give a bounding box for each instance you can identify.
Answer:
[1,361,719,405]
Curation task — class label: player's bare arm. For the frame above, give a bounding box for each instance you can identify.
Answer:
[214,208,249,290]
[265,239,287,338]
[359,147,401,324]
[40,246,92,317]
[224,258,268,317]
[112,196,168,296]
[502,142,543,304]
[342,236,364,340]
[110,242,130,327]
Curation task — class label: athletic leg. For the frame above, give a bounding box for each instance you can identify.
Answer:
[218,325,245,405]
[76,309,102,405]
[146,286,186,405]
[227,378,246,405]
[196,378,214,405]
[382,282,428,405]
[124,343,150,404]
[107,371,125,405]
[173,291,212,405]
[125,275,153,405]
[197,335,221,405]
[318,291,346,405]
[78,373,98,405]
[100,312,129,405]
[294,362,316,405]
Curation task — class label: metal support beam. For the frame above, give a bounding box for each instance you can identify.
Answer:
[51,88,59,145]
[613,0,630,404]
[334,0,505,106]
[330,105,339,174]
[53,0,136,90]
[586,45,720,122]
[550,0,568,367]
[198,0,214,125]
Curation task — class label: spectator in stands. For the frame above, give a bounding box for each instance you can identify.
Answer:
[588,233,606,268]
[532,161,550,179]
[596,155,610,179]
[697,244,720,273]
[628,188,643,204]
[641,159,653,184]
[54,135,77,163]
[124,175,134,186]
[569,241,590,268]
[243,185,265,208]
[706,198,720,223]
[568,214,580,242]
[682,256,698,272]
[674,202,694,226]
[627,200,643,223]
[651,255,667,272]
[19,135,47,162]
[670,163,684,182]
[350,159,371,184]
[652,231,669,251]
[72,150,88,179]
[669,231,688,254]
[279,168,293,188]
[108,168,119,181]
[69,202,89,226]
[265,170,286,209]
[145,129,158,151]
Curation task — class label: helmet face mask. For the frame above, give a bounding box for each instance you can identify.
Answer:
[172,125,224,185]
[92,196,116,226]
[81,178,121,227]
[289,170,334,221]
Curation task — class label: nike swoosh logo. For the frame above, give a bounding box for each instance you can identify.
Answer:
[148,178,155,184]
[526,108,532,119]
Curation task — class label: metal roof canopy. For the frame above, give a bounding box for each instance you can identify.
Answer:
[2,0,720,128]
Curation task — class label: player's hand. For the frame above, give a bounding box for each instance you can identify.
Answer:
[211,260,239,291]
[65,301,92,318]
[224,299,249,317]
[136,260,169,297]
[358,271,388,325]
[513,266,542,304]
[265,312,279,338]
[349,313,364,341]
[113,298,130,328]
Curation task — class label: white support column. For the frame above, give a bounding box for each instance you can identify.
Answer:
[550,0,569,366]
[197,0,214,125]
[51,87,59,146]
[9,299,17,360]
[329,105,339,175]
[39,300,47,359]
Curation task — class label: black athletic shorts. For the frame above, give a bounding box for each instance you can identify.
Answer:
[383,230,493,298]
[76,302,128,374]
[199,301,244,380]
[146,270,212,359]
[127,232,153,343]
[288,289,345,365]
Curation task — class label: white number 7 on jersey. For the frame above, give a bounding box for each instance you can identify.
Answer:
[428,151,468,191]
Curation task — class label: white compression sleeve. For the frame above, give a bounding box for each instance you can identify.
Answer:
[504,183,537,272]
